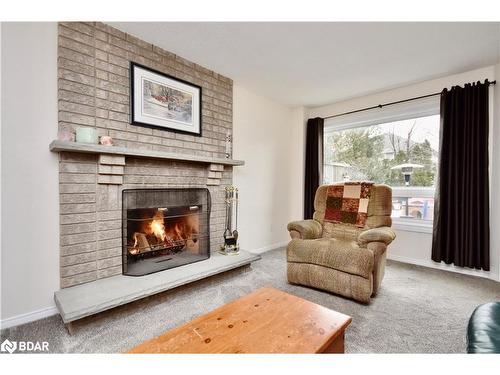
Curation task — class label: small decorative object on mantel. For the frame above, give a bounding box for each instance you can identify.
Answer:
[220,186,240,255]
[130,62,202,136]
[225,131,232,158]
[75,127,98,144]
[99,135,113,146]
[57,129,75,142]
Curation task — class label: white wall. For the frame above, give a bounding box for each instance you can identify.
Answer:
[493,62,500,281]
[309,65,500,281]
[232,84,305,253]
[1,23,60,327]
[288,106,307,220]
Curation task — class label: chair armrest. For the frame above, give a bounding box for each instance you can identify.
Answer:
[287,220,322,240]
[358,226,396,246]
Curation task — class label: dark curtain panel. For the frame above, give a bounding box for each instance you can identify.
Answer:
[304,117,324,219]
[432,80,490,270]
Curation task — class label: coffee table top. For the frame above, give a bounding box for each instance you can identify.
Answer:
[128,287,352,353]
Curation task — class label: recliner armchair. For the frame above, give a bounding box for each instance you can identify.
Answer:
[287,183,396,303]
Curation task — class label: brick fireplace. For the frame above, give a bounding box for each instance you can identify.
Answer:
[56,22,238,288]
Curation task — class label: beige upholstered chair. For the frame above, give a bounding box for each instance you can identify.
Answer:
[287,183,396,303]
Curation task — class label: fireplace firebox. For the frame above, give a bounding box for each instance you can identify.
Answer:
[122,188,211,276]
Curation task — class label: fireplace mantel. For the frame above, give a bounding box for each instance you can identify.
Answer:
[49,140,245,166]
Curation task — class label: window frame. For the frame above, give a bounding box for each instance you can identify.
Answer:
[323,97,440,233]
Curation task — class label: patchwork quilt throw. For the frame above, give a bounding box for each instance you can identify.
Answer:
[324,182,373,227]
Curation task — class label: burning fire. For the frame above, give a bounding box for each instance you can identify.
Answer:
[150,211,167,241]
[128,208,200,255]
[130,234,139,255]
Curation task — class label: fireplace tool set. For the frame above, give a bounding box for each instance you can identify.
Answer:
[220,186,239,255]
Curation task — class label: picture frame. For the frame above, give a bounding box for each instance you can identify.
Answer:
[130,62,202,136]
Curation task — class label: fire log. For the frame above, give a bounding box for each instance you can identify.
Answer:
[134,232,151,253]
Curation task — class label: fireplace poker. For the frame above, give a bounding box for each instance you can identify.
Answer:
[232,188,238,242]
[224,187,232,243]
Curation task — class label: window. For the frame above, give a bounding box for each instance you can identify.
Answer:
[323,98,440,229]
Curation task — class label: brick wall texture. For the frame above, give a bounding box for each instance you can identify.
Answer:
[57,22,234,288]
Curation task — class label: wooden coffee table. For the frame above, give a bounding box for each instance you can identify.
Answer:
[128,287,352,353]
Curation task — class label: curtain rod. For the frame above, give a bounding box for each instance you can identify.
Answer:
[323,80,497,120]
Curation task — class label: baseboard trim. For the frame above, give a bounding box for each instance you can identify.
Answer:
[1,305,59,330]
[249,241,289,254]
[387,254,499,281]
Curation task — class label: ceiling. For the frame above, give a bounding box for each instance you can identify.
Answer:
[111,22,500,107]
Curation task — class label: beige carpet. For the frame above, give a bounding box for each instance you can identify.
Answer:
[2,247,499,353]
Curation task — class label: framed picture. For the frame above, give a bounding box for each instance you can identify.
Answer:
[130,62,202,136]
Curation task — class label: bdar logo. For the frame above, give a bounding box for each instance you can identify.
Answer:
[1,339,17,354]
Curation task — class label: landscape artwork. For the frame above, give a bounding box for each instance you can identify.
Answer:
[131,62,201,136]
[142,79,193,125]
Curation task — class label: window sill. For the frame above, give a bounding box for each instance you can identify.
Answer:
[392,219,433,234]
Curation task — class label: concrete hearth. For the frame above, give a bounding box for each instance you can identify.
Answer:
[54,250,260,326]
